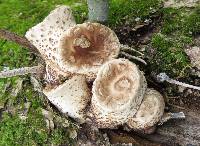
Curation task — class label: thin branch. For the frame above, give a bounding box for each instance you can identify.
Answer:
[120,51,147,65]
[157,73,200,91]
[120,44,144,56]
[158,112,185,125]
[168,79,200,90]
[0,65,44,78]
[0,29,39,54]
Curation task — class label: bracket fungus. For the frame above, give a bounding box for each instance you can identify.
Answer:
[90,59,147,128]
[43,75,91,123]
[125,89,165,133]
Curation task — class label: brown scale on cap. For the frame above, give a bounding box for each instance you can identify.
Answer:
[89,59,147,128]
[125,89,165,133]
[25,5,77,84]
[58,22,120,78]
[25,5,76,69]
[24,6,167,131]
[43,62,71,87]
[43,75,91,123]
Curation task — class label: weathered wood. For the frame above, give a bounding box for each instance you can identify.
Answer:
[100,108,199,146]
[133,108,200,146]
[0,29,39,54]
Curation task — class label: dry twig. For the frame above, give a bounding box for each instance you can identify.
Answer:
[0,29,39,54]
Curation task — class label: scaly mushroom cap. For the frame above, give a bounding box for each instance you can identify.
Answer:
[90,59,147,128]
[25,5,76,65]
[43,75,91,123]
[44,61,70,86]
[126,89,165,131]
[57,22,120,78]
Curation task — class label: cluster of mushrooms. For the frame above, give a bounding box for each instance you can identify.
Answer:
[25,5,166,133]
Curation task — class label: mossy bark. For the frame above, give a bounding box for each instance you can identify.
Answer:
[87,0,109,23]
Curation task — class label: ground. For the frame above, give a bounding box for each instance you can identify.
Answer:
[0,0,200,145]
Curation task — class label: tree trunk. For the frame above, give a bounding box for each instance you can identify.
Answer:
[87,0,109,23]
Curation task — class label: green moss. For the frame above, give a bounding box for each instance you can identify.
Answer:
[0,1,86,145]
[161,6,200,36]
[148,5,200,77]
[72,3,88,24]
[0,89,48,146]
[150,34,190,76]
[1,0,200,145]
[108,0,162,26]
[50,128,73,145]
[0,83,75,146]
[0,112,48,146]
[184,6,200,35]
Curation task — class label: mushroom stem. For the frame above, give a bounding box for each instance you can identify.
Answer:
[0,29,39,54]
[157,73,200,91]
[120,51,147,65]
[120,44,144,56]
[0,65,44,78]
[158,112,185,125]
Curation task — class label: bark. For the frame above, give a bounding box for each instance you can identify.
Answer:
[87,0,109,23]
[0,29,39,54]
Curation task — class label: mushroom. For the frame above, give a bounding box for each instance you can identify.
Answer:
[89,59,147,128]
[25,6,120,79]
[43,75,91,123]
[1,4,178,134]
[44,61,70,85]
[25,5,76,71]
[125,89,165,133]
[57,22,120,78]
